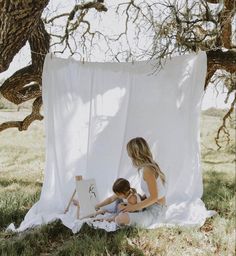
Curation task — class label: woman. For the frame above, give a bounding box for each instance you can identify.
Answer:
[115,137,167,227]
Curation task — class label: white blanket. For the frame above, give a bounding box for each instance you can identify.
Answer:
[7,52,215,233]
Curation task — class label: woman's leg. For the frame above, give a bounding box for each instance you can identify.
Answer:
[115,212,130,225]
[116,204,166,227]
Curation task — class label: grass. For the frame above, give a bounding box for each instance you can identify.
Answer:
[0,109,235,255]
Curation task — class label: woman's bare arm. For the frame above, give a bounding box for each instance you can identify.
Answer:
[123,167,158,212]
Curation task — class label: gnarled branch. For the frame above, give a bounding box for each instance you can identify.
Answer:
[0,96,43,132]
[0,19,50,104]
[206,49,236,88]
[215,94,236,149]
[0,17,50,131]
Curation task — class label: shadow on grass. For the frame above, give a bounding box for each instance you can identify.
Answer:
[0,178,42,188]
[1,171,234,255]
[202,171,235,218]
[0,190,41,230]
[55,224,143,256]
[0,221,144,256]
[0,178,143,255]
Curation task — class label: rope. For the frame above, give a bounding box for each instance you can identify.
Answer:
[29,45,226,61]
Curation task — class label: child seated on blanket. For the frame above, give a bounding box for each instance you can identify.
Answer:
[94,178,142,222]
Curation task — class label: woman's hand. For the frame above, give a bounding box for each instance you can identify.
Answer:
[121,168,159,213]
[122,204,138,212]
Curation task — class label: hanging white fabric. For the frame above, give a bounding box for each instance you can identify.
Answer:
[7,51,216,233]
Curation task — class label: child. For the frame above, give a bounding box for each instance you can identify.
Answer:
[94,178,142,222]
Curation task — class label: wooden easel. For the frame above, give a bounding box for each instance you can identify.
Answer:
[64,175,82,219]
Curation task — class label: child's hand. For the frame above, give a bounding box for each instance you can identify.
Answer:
[72,199,79,206]
[117,203,126,211]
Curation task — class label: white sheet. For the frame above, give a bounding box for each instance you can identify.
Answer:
[7,52,216,233]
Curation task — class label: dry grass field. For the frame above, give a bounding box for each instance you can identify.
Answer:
[0,107,235,255]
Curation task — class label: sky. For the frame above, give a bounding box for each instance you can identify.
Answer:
[0,0,234,110]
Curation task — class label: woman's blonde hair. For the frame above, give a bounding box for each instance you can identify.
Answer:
[127,137,165,183]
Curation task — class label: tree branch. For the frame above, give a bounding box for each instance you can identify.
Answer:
[0,96,43,132]
[205,49,236,88]
[0,19,50,104]
[215,94,236,149]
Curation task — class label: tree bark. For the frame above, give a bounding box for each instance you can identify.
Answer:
[205,49,236,87]
[0,0,235,133]
[0,0,49,73]
[0,19,50,104]
[0,1,50,131]
[217,0,235,49]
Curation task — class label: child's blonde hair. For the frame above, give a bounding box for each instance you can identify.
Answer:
[127,137,165,183]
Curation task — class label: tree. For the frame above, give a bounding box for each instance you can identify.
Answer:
[0,0,235,148]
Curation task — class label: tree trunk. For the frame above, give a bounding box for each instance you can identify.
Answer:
[0,0,49,72]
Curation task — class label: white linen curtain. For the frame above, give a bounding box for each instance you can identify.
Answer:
[7,52,215,233]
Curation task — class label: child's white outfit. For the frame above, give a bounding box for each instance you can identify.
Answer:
[101,192,141,214]
[114,192,142,214]
[122,192,142,204]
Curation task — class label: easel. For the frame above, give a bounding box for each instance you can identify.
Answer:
[64,175,82,219]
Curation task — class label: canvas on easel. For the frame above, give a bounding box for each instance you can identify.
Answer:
[76,178,99,219]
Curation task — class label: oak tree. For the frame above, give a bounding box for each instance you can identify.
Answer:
[0,0,235,148]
